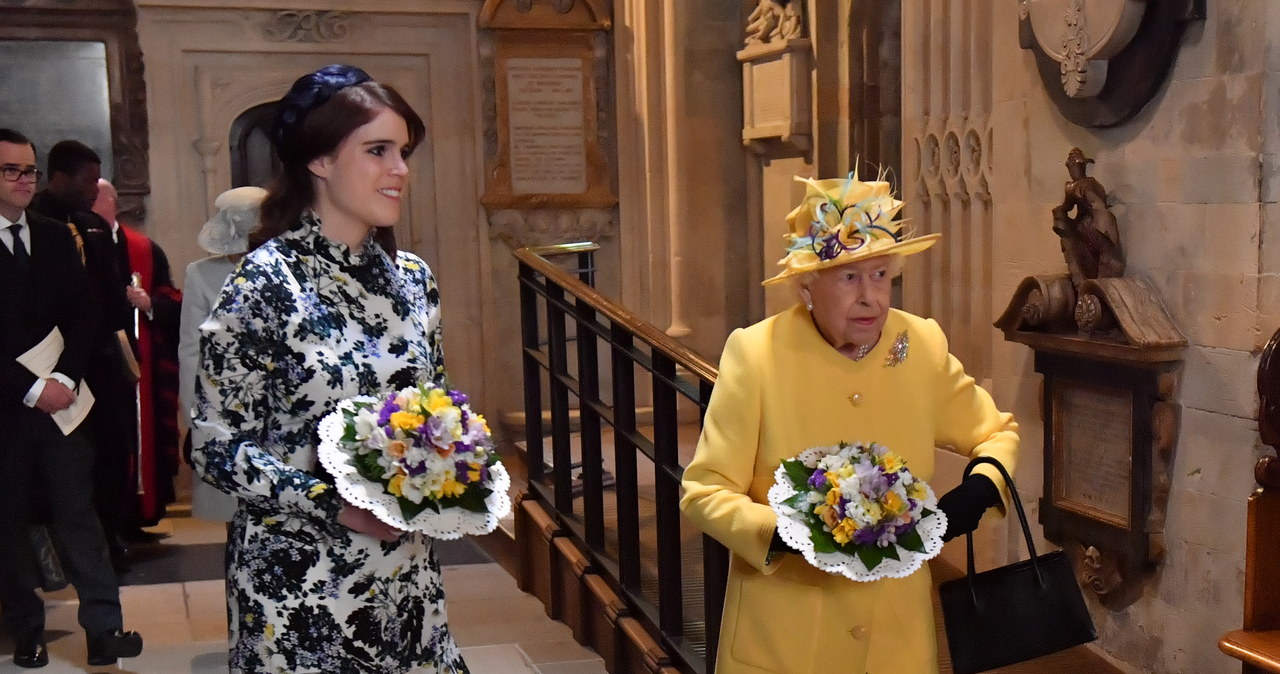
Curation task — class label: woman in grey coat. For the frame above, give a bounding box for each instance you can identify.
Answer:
[178,186,265,522]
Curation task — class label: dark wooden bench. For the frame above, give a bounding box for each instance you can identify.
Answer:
[1218,456,1280,672]
[1219,327,1280,673]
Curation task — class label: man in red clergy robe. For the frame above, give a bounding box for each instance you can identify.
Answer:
[93,179,182,532]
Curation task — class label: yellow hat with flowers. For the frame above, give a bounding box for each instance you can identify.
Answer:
[761,172,941,286]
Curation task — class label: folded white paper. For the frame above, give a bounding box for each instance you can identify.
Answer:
[16,328,94,435]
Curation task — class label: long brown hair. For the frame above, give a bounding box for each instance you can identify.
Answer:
[252,79,426,257]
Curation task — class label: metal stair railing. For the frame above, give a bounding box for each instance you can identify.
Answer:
[513,240,728,674]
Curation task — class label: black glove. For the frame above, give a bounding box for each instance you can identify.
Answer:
[937,472,1001,542]
[765,529,793,564]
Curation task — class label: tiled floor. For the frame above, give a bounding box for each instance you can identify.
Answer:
[0,516,606,674]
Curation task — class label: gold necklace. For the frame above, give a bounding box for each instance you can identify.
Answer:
[851,343,873,361]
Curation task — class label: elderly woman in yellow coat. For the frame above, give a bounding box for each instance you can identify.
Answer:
[680,174,1019,674]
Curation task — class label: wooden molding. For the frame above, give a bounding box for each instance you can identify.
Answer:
[479,0,611,30]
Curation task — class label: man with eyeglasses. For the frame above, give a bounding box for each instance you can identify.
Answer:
[0,128,144,668]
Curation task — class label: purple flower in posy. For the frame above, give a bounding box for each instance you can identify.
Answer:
[807,468,828,489]
[853,525,881,546]
[855,461,888,499]
[377,400,400,426]
[455,460,472,484]
[449,390,468,406]
[405,459,428,477]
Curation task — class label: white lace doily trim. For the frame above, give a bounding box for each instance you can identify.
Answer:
[767,446,947,582]
[317,403,512,539]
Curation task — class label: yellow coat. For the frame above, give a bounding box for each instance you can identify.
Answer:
[680,305,1019,674]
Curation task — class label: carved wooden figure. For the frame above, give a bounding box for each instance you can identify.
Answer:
[1052,148,1124,287]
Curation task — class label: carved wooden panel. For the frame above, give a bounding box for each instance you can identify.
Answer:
[1,0,150,222]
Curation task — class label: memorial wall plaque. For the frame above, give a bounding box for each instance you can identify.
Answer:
[483,34,615,209]
[1053,382,1133,529]
[506,57,587,195]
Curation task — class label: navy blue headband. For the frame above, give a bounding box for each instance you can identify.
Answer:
[271,64,372,155]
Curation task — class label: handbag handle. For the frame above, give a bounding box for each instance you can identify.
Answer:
[960,456,1044,589]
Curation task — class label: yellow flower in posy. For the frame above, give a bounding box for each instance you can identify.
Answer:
[877,452,904,473]
[388,473,406,497]
[439,478,466,498]
[425,388,454,414]
[882,490,908,518]
[832,518,858,545]
[389,410,425,432]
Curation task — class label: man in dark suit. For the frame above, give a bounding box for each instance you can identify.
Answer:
[27,140,142,569]
[0,129,142,668]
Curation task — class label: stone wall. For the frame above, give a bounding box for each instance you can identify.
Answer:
[983,3,1272,672]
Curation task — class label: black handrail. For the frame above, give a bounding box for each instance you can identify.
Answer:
[513,241,728,674]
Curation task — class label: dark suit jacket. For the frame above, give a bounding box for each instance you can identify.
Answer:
[0,211,95,412]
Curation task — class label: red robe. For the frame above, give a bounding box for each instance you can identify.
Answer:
[121,225,182,525]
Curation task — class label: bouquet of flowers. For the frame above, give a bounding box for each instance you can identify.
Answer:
[317,384,511,538]
[767,441,947,581]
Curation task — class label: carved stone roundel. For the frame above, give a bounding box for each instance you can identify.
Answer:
[921,133,941,180]
[963,128,983,177]
[943,131,962,178]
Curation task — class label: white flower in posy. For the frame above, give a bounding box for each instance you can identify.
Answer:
[353,407,388,450]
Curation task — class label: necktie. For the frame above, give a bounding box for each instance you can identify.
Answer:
[8,223,28,272]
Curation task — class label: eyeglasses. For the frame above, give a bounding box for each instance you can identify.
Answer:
[1,166,42,182]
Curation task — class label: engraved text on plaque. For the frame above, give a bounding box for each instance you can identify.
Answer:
[1053,382,1133,529]
[505,57,587,195]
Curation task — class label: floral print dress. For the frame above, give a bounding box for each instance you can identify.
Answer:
[193,215,468,674]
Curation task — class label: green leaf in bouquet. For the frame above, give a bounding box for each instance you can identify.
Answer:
[782,459,814,489]
[782,493,810,512]
[440,486,494,513]
[897,527,925,553]
[352,451,384,482]
[881,544,901,561]
[805,519,840,553]
[341,424,358,444]
[855,545,886,571]
[398,496,440,521]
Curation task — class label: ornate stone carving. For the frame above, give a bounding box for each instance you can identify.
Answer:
[1078,544,1123,596]
[263,11,351,43]
[1027,0,1144,99]
[488,208,614,248]
[1020,0,1204,127]
[744,0,804,47]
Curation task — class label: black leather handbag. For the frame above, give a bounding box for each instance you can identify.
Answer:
[938,457,1097,674]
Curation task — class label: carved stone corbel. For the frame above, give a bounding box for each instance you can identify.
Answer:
[738,1,810,156]
[488,208,614,248]
[1019,0,1205,127]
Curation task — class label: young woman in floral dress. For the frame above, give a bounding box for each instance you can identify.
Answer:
[193,65,468,674]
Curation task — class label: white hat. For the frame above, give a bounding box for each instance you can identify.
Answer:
[198,186,267,255]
